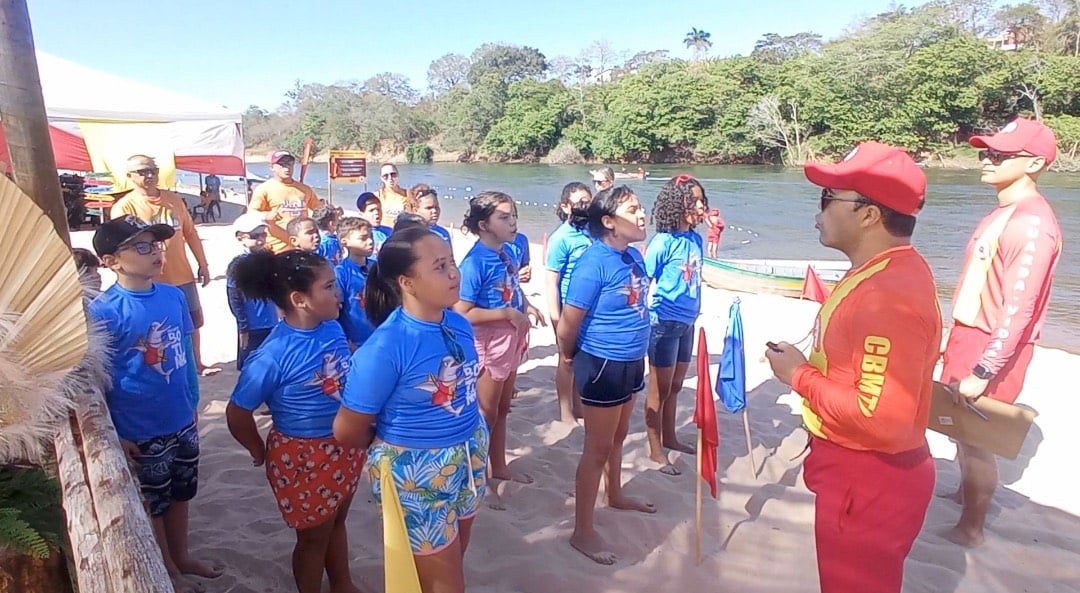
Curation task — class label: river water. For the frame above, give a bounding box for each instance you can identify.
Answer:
[241,162,1080,352]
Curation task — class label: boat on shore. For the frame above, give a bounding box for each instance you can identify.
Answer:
[702,258,849,298]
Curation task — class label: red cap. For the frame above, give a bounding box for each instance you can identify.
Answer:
[969,118,1057,165]
[267,150,295,165]
[804,142,926,216]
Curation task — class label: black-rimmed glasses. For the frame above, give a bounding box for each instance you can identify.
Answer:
[620,250,644,278]
[121,240,165,255]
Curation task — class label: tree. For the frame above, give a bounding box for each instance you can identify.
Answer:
[747,95,812,165]
[579,40,625,82]
[623,50,670,73]
[427,53,470,95]
[994,2,1048,48]
[944,0,995,35]
[684,28,713,60]
[467,44,548,86]
[751,32,824,64]
[483,80,573,159]
[362,72,418,104]
[436,72,509,153]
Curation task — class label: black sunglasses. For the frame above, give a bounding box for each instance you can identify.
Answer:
[819,188,868,211]
[978,149,1031,165]
[416,188,437,199]
[247,231,267,240]
[382,172,399,179]
[440,321,466,365]
[129,167,158,177]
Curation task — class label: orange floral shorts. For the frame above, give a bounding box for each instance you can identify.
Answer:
[265,429,364,529]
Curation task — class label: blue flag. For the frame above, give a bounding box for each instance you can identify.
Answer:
[717,297,746,414]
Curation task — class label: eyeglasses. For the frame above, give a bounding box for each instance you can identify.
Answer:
[440,321,466,364]
[620,250,645,278]
[129,168,158,177]
[978,149,1032,165]
[121,240,165,255]
[819,188,868,211]
[382,172,399,179]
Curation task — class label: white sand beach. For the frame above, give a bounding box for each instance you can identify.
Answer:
[69,211,1080,593]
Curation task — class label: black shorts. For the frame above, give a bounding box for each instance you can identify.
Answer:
[573,351,645,408]
[135,422,200,517]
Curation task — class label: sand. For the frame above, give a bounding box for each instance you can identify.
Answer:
[69,205,1080,593]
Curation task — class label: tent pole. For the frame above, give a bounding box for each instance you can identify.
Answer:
[0,0,69,244]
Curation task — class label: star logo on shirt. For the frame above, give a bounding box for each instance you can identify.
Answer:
[620,270,649,318]
[132,320,182,383]
[307,352,346,400]
[417,356,466,416]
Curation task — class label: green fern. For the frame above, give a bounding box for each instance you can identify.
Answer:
[0,467,65,558]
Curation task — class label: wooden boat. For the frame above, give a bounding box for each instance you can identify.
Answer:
[702,258,850,298]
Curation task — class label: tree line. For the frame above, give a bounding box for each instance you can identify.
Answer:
[242,0,1080,169]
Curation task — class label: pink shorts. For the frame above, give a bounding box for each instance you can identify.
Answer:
[473,319,528,382]
[941,323,1034,404]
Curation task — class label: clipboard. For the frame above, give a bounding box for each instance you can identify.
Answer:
[927,381,1037,460]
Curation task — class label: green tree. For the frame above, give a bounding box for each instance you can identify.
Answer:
[684,28,712,60]
[427,53,471,95]
[483,80,573,160]
[436,72,508,153]
[995,2,1049,48]
[751,32,824,64]
[467,44,548,86]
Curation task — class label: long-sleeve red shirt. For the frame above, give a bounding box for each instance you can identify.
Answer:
[793,246,943,454]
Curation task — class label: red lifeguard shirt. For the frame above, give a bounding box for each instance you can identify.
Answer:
[792,246,943,454]
[950,194,1062,375]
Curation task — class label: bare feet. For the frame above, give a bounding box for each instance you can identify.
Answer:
[198,365,221,377]
[170,575,206,593]
[177,558,225,579]
[491,469,535,484]
[663,439,695,454]
[942,525,985,548]
[570,530,617,565]
[608,495,657,514]
[486,490,507,511]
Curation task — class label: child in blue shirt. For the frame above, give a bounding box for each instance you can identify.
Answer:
[456,192,545,491]
[643,175,708,474]
[335,216,376,350]
[312,205,342,264]
[411,183,454,247]
[356,192,393,256]
[226,249,363,593]
[333,226,488,591]
[286,216,321,253]
[556,185,655,566]
[545,182,593,423]
[87,215,224,588]
[227,213,280,370]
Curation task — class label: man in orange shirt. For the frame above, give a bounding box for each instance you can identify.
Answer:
[248,151,320,254]
[111,155,216,376]
[376,163,412,224]
[766,142,942,593]
[942,119,1062,548]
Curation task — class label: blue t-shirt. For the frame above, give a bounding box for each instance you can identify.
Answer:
[511,232,531,267]
[564,241,651,361]
[459,240,523,310]
[373,225,392,257]
[545,222,592,304]
[230,321,351,438]
[88,283,195,441]
[226,253,279,332]
[317,231,342,265]
[336,256,376,346]
[341,309,482,448]
[645,231,704,325]
[431,224,452,244]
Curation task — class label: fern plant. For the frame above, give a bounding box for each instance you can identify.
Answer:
[0,466,65,559]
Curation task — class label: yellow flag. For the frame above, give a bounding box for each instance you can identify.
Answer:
[79,121,178,190]
[380,456,422,593]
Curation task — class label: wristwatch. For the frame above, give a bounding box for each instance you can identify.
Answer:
[972,363,995,381]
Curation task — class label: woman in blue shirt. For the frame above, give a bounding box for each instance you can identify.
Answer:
[557,185,657,566]
[333,226,488,593]
[643,175,707,475]
[226,249,363,593]
[545,182,593,423]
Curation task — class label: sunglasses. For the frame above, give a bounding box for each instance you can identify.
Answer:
[440,321,466,365]
[978,149,1032,165]
[382,172,399,179]
[497,248,518,276]
[620,250,645,278]
[121,240,165,255]
[129,168,158,177]
[416,188,437,199]
[819,188,868,211]
[673,174,695,186]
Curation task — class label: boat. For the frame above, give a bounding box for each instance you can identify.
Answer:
[702,258,850,298]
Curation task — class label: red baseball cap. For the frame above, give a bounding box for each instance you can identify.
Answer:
[969,118,1057,165]
[804,141,926,216]
[268,150,295,165]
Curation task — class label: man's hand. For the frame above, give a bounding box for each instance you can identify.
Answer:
[119,439,142,468]
[764,341,808,387]
[951,374,990,405]
[197,266,211,287]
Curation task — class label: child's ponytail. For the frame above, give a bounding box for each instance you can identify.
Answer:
[232,249,329,311]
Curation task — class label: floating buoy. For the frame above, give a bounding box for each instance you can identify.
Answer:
[465,186,472,191]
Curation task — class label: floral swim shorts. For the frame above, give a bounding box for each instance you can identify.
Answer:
[368,422,490,555]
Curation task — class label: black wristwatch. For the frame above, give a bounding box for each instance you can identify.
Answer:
[972,363,995,381]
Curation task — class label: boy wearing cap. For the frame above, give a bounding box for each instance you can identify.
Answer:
[942,118,1062,548]
[88,215,224,589]
[227,213,280,370]
[249,150,320,254]
[765,142,942,593]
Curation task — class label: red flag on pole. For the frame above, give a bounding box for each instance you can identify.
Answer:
[801,265,829,304]
[298,137,315,184]
[694,327,719,498]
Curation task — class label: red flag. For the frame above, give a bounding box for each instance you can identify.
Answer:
[801,265,829,304]
[694,327,719,498]
[298,137,315,183]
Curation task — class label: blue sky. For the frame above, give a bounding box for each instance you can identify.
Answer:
[28,0,931,111]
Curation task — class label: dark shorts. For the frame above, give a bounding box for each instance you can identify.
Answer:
[647,320,694,367]
[236,327,273,371]
[940,323,1035,404]
[135,422,200,517]
[573,351,645,408]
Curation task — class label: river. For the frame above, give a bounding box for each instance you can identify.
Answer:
[239,162,1080,353]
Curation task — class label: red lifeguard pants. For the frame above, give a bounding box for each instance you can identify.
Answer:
[803,438,935,593]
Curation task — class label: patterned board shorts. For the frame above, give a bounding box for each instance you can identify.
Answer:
[368,423,490,555]
[135,422,200,517]
[265,430,365,530]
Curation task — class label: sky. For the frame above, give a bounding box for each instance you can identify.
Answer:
[26,0,934,112]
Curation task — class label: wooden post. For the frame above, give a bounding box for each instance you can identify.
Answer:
[54,417,108,593]
[695,429,703,565]
[0,0,69,245]
[743,410,756,478]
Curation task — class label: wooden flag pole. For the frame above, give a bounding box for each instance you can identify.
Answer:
[695,428,703,565]
[743,409,756,478]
